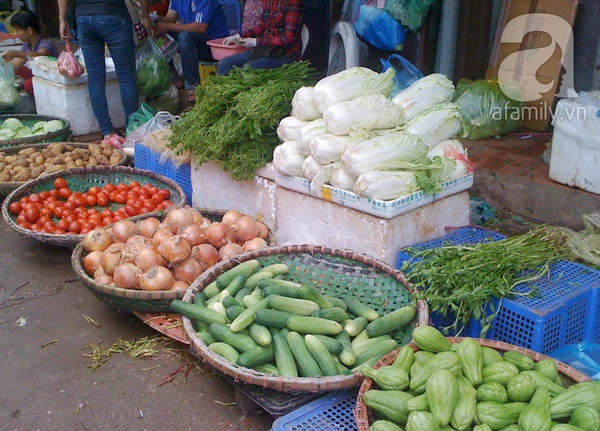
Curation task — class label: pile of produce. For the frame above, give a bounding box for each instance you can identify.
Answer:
[80,207,270,291]
[272,68,475,200]
[360,325,600,431]
[172,261,417,377]
[168,61,317,180]
[8,178,175,234]
[0,142,124,183]
[401,226,573,337]
[0,117,65,141]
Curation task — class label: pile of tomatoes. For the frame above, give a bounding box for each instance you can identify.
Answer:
[8,178,175,235]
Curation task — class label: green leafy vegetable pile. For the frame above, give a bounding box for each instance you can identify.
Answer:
[401,226,573,337]
[168,61,317,180]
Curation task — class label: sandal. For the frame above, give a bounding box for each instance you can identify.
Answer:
[187,89,196,104]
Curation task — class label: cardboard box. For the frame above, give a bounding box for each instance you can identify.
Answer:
[487,0,579,131]
[274,172,474,219]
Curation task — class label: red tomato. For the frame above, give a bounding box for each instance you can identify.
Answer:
[48,189,60,199]
[115,193,127,205]
[87,208,98,215]
[101,217,115,226]
[129,180,141,188]
[68,220,82,234]
[38,216,52,226]
[9,202,22,215]
[39,207,53,218]
[160,200,174,209]
[158,189,171,199]
[64,214,77,224]
[16,214,26,224]
[55,229,67,234]
[116,183,129,192]
[151,193,164,205]
[146,185,158,196]
[38,191,50,200]
[139,187,152,199]
[123,205,139,217]
[100,209,113,218]
[103,183,117,193]
[19,196,30,205]
[56,219,70,231]
[58,188,72,199]
[24,207,40,223]
[142,200,156,212]
[96,194,109,207]
[85,194,97,206]
[138,208,149,215]
[88,186,102,196]
[30,223,42,232]
[63,201,75,211]
[87,219,101,228]
[18,221,31,230]
[54,178,68,190]
[42,220,55,230]
[113,214,124,222]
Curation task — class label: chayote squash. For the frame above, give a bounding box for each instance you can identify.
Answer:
[502,351,536,371]
[410,360,426,378]
[361,363,410,391]
[410,351,461,393]
[550,425,585,431]
[549,381,600,420]
[451,385,477,430]
[392,344,415,375]
[518,387,552,431]
[476,402,527,430]
[518,371,565,397]
[406,410,441,431]
[533,359,559,383]
[507,373,537,403]
[473,425,494,431]
[499,425,522,431]
[412,326,452,353]
[414,350,436,363]
[477,382,509,404]
[482,362,520,386]
[568,405,600,431]
[427,368,459,426]
[482,346,504,366]
[406,393,429,412]
[370,419,405,431]
[363,389,414,424]
[457,337,484,386]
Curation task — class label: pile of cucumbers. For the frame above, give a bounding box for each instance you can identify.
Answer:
[171,259,417,378]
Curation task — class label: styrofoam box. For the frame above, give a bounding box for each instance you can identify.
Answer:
[550,93,600,195]
[274,172,475,219]
[30,58,117,86]
[32,76,125,136]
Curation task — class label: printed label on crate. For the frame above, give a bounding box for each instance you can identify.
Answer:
[275,172,474,219]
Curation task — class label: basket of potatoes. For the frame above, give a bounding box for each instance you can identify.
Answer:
[0,142,127,197]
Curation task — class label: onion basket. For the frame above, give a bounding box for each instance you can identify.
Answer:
[0,142,128,198]
[0,114,71,148]
[2,165,186,248]
[354,337,593,431]
[182,244,429,393]
[71,209,276,314]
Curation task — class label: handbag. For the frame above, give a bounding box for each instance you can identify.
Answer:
[124,0,148,48]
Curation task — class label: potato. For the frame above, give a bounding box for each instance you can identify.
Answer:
[102,148,113,157]
[30,166,44,179]
[109,152,123,165]
[71,148,83,160]
[0,173,10,182]
[0,162,5,171]
[66,144,75,152]
[87,158,98,166]
[13,159,30,168]
[95,155,109,165]
[4,155,17,164]
[64,156,74,164]
[75,159,85,167]
[88,143,100,154]
[18,147,36,157]
[66,161,77,169]
[12,168,31,182]
[34,155,44,165]
[46,165,65,173]
[50,156,65,165]
[47,142,66,156]
[0,154,5,162]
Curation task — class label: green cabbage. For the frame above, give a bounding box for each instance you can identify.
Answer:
[1,118,23,130]
[13,126,33,138]
[43,120,64,133]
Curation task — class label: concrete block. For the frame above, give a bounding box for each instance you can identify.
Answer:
[274,187,471,267]
[191,162,277,229]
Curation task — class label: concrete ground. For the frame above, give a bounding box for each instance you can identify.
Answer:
[1,130,597,431]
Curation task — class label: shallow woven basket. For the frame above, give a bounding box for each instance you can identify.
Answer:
[71,209,276,314]
[0,142,127,197]
[2,165,186,248]
[0,114,72,148]
[354,337,593,431]
[182,244,429,393]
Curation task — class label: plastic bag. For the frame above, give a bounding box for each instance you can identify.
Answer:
[0,60,20,112]
[135,37,171,97]
[155,34,179,63]
[57,40,85,78]
[353,5,406,52]
[380,53,423,96]
[452,79,524,140]
[384,0,436,33]
[123,110,179,149]
[550,341,600,380]
[126,102,157,136]
[146,84,179,115]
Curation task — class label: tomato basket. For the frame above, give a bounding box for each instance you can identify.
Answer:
[181,244,429,393]
[0,142,128,198]
[354,337,593,431]
[1,165,186,248]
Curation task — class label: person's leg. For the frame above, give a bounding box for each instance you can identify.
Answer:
[244,57,293,70]
[76,15,113,136]
[177,31,212,89]
[99,15,139,130]
[216,51,253,76]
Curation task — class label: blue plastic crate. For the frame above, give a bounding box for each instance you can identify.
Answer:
[134,143,192,205]
[271,390,357,431]
[396,227,600,353]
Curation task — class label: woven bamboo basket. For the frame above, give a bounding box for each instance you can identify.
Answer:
[71,208,276,314]
[0,114,71,148]
[0,142,128,197]
[354,337,593,431]
[182,244,429,393]
[2,165,186,248]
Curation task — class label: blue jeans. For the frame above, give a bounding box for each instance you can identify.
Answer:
[176,31,214,89]
[76,15,139,136]
[216,51,293,76]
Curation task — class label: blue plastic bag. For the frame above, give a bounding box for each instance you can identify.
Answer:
[353,5,406,52]
[380,53,424,96]
[551,341,600,380]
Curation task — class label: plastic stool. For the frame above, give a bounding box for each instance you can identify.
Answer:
[199,61,217,84]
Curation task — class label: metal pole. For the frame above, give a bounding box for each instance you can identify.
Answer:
[434,0,460,80]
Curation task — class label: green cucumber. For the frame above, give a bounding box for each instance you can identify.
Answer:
[236,344,274,368]
[335,330,357,367]
[244,270,275,289]
[286,331,322,377]
[193,291,206,307]
[268,295,320,316]
[352,339,398,369]
[325,296,348,311]
[345,316,369,337]
[298,284,333,309]
[343,297,380,321]
[365,306,416,337]
[260,263,290,277]
[229,297,269,332]
[249,323,272,346]
[208,341,239,363]
[170,300,227,325]
[216,260,261,289]
[225,305,245,322]
[222,295,243,309]
[223,274,247,296]
[353,334,394,357]
[312,307,349,323]
[273,332,298,377]
[304,334,339,376]
[258,278,303,298]
[254,309,295,329]
[208,322,258,352]
[313,334,343,354]
[202,280,221,299]
[234,286,253,303]
[286,315,343,335]
[195,331,217,345]
[255,363,280,375]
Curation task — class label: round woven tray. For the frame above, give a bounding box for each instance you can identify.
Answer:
[71,208,276,314]
[354,337,593,431]
[2,165,186,248]
[0,142,128,197]
[182,244,429,393]
[0,114,72,148]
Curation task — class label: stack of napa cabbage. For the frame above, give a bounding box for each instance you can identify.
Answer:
[272,67,474,201]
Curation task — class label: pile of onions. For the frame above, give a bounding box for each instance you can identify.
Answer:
[80,206,270,292]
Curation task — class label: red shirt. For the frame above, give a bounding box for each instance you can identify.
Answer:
[241,0,303,61]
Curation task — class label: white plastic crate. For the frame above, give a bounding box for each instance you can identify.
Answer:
[32,76,125,136]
